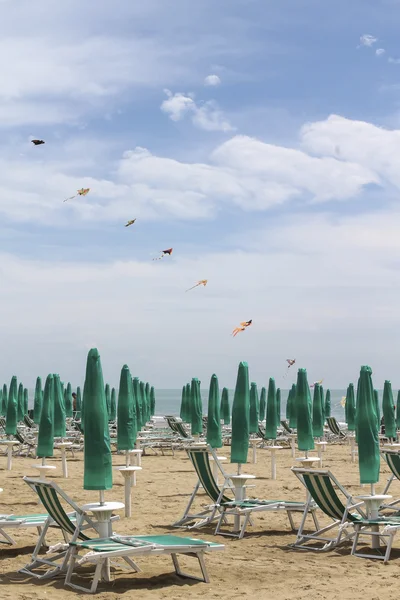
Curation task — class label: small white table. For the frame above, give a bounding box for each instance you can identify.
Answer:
[356,494,392,549]
[288,434,297,458]
[295,456,321,468]
[249,438,259,464]
[383,443,400,451]
[31,464,56,481]
[0,440,20,470]
[209,455,227,484]
[229,474,256,532]
[55,442,73,478]
[314,442,327,466]
[115,466,142,517]
[128,449,143,467]
[348,435,357,463]
[266,445,283,480]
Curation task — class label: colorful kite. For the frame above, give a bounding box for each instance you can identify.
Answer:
[31,139,45,146]
[310,379,324,388]
[185,280,208,292]
[125,219,136,227]
[152,248,173,261]
[63,188,90,202]
[340,396,346,407]
[232,320,252,337]
[286,359,296,369]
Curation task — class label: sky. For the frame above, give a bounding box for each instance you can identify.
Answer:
[2,0,400,390]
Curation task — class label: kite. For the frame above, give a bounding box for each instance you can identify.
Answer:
[310,379,324,388]
[286,359,296,369]
[125,219,136,227]
[63,188,90,202]
[152,248,173,261]
[185,280,208,292]
[340,396,346,408]
[232,320,252,337]
[31,139,45,146]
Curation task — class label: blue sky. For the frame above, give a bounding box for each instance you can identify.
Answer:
[2,0,400,390]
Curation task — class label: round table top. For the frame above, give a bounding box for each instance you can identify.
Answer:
[356,494,392,502]
[315,441,328,445]
[32,464,56,471]
[115,466,142,472]
[55,442,73,448]
[128,449,143,454]
[295,457,321,464]
[266,445,283,450]
[82,501,125,513]
[0,440,20,446]
[229,474,256,482]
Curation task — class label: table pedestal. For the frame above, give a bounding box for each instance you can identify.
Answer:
[32,464,57,481]
[127,449,143,467]
[349,436,357,463]
[55,442,73,478]
[229,474,256,532]
[266,445,283,480]
[209,455,227,485]
[315,442,327,466]
[288,434,297,458]
[249,438,258,464]
[356,494,392,549]
[115,467,142,517]
[0,440,20,470]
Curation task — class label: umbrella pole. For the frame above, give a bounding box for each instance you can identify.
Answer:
[237,463,241,475]
[371,484,375,496]
[42,457,46,466]
[126,450,130,467]
[99,490,105,506]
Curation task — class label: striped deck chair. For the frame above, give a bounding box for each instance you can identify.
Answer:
[24,414,36,429]
[14,428,37,457]
[380,450,400,509]
[65,534,224,593]
[326,417,347,441]
[0,513,49,546]
[280,420,293,434]
[174,447,313,539]
[20,477,120,579]
[291,467,368,551]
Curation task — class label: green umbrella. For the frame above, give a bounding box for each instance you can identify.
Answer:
[150,386,156,417]
[346,383,356,431]
[265,377,278,440]
[110,387,117,421]
[17,383,24,422]
[231,362,250,470]
[23,388,28,416]
[382,380,396,439]
[117,365,137,456]
[53,374,66,437]
[396,390,400,430]
[206,374,222,448]
[83,349,112,499]
[132,378,143,429]
[220,387,230,425]
[33,377,43,424]
[105,383,111,422]
[64,383,73,418]
[76,386,82,415]
[373,389,380,428]
[180,385,186,421]
[0,389,2,416]
[1,384,7,417]
[259,387,266,422]
[295,369,314,453]
[185,383,191,423]
[36,374,55,460]
[312,383,324,438]
[191,378,203,436]
[356,366,380,490]
[324,389,331,419]
[145,383,151,423]
[285,388,291,421]
[5,376,18,435]
[249,382,259,434]
[276,388,281,422]
[288,384,297,429]
[139,381,147,426]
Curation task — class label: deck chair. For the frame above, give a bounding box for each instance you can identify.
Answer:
[326,417,347,441]
[280,420,293,434]
[0,513,50,545]
[291,467,368,552]
[174,446,313,538]
[20,477,119,579]
[65,534,224,593]
[23,414,36,429]
[14,429,37,457]
[380,450,400,509]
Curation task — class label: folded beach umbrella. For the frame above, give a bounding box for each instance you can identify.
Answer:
[382,380,396,439]
[295,369,314,452]
[185,383,191,422]
[191,377,203,436]
[206,374,222,448]
[64,382,73,418]
[110,387,117,421]
[288,383,297,429]
[37,374,55,459]
[373,389,380,428]
[139,381,148,426]
[83,348,112,497]
[285,388,291,421]
[132,377,143,429]
[1,384,7,416]
[17,383,24,422]
[312,383,324,438]
[396,390,400,430]
[0,389,2,416]
[276,387,281,422]
[76,386,82,412]
[346,383,356,431]
[220,387,230,425]
[23,388,28,416]
[265,377,278,440]
[259,387,266,422]
[33,377,42,424]
[53,374,66,438]
[180,385,186,421]
[117,365,137,451]
[231,361,250,469]
[145,383,151,423]
[249,382,259,434]
[356,366,380,490]
[150,386,156,417]
[324,389,331,419]
[105,383,111,422]
[5,376,18,435]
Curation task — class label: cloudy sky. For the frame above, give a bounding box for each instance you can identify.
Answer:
[2,0,400,390]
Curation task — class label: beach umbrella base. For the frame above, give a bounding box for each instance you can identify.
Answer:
[115,466,142,517]
[229,473,256,532]
[349,436,357,463]
[125,449,143,467]
[0,440,20,470]
[314,441,327,466]
[249,438,259,464]
[355,493,393,549]
[209,455,227,485]
[266,445,283,480]
[55,442,73,478]
[288,434,297,458]
[295,456,321,468]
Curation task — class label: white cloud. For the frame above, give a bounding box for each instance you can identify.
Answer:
[359,34,378,47]
[204,74,221,86]
[376,48,386,56]
[160,89,235,132]
[388,57,400,64]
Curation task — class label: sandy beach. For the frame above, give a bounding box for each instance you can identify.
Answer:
[0,442,399,600]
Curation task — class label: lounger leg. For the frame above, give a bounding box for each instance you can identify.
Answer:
[287,511,295,531]
[64,547,78,588]
[0,527,16,545]
[239,513,251,539]
[91,561,104,594]
[171,551,209,583]
[122,556,142,572]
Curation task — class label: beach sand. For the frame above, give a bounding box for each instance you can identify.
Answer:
[0,442,399,600]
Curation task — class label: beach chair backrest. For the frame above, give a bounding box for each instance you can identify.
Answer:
[257,424,265,439]
[280,420,292,434]
[15,429,29,445]
[174,421,190,438]
[23,477,90,540]
[0,416,6,431]
[383,451,400,481]
[326,417,344,437]
[24,414,35,429]
[165,416,179,434]
[187,448,231,505]
[292,468,358,522]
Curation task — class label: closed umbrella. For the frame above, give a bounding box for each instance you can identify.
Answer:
[105,383,111,422]
[23,388,28,416]
[346,383,356,431]
[288,383,297,429]
[180,385,186,421]
[356,365,380,491]
[33,377,42,424]
[65,383,73,418]
[191,378,203,436]
[265,377,278,440]
[1,384,7,417]
[139,381,147,426]
[17,383,24,422]
[53,374,66,438]
[36,374,55,461]
[396,390,400,430]
[312,383,324,438]
[259,387,266,422]
[276,388,281,422]
[324,389,331,419]
[249,382,259,434]
[5,376,18,435]
[220,387,230,425]
[83,348,112,502]
[145,383,151,423]
[231,361,250,471]
[76,386,82,414]
[285,388,291,421]
[0,390,2,416]
[373,389,380,428]
[382,380,396,439]
[117,365,137,455]
[295,369,314,453]
[206,374,222,448]
[132,377,141,430]
[150,386,156,417]
[110,387,117,422]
